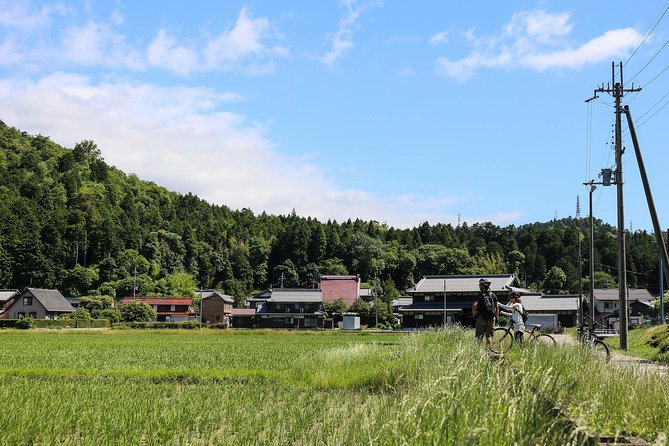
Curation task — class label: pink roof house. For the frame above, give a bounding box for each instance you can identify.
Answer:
[320,275,360,307]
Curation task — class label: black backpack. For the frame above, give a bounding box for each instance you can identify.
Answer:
[478,292,496,320]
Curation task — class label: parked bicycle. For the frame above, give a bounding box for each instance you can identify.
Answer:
[492,323,556,353]
[577,315,611,361]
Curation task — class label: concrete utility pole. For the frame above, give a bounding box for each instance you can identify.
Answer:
[589,62,641,350]
[582,181,603,327]
[624,106,669,285]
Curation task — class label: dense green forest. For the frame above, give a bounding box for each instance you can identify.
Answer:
[0,121,662,305]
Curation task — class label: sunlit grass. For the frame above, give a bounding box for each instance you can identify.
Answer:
[0,328,666,444]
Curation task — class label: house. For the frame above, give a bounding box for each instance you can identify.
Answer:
[255,288,325,329]
[66,297,81,310]
[402,274,522,329]
[320,275,360,307]
[231,308,257,328]
[519,294,579,330]
[5,288,75,319]
[199,290,234,326]
[0,289,20,319]
[391,296,413,326]
[592,288,654,328]
[120,297,192,322]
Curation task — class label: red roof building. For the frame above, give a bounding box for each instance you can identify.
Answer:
[320,275,360,307]
[120,297,192,322]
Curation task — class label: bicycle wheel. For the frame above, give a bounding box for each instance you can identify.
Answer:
[535,333,556,347]
[591,339,611,361]
[492,327,514,353]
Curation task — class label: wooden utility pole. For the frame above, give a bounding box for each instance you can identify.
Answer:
[590,62,641,350]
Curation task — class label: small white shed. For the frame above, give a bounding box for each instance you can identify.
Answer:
[342,314,361,330]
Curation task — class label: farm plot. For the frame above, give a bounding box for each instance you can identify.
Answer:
[0,328,666,445]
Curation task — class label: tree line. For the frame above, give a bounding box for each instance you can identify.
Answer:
[0,121,662,306]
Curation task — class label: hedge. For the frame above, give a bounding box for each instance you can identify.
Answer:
[112,321,203,330]
[0,319,111,329]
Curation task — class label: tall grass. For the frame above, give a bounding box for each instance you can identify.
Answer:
[0,328,666,444]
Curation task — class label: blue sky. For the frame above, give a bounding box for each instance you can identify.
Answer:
[1,1,669,231]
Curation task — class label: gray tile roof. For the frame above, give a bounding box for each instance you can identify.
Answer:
[520,295,579,312]
[0,289,19,302]
[27,288,75,312]
[392,297,413,307]
[201,290,235,303]
[399,302,466,312]
[593,288,653,302]
[407,275,519,294]
[267,289,323,303]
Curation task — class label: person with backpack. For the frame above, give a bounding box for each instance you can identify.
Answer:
[472,278,498,348]
[499,291,526,345]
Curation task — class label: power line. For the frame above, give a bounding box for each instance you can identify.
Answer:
[624,0,669,68]
[626,36,669,85]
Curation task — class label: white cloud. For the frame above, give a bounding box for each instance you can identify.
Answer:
[147,30,198,76]
[0,1,53,31]
[435,9,642,81]
[0,73,489,228]
[429,31,449,45]
[0,5,285,76]
[204,6,287,73]
[320,0,370,68]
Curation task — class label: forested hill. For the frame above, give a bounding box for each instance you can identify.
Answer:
[0,121,661,303]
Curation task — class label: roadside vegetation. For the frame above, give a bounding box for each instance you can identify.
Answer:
[0,328,666,445]
[605,324,669,364]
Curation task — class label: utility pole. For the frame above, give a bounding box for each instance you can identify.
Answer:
[623,105,669,293]
[588,62,641,350]
[133,267,138,299]
[443,279,447,327]
[583,181,600,326]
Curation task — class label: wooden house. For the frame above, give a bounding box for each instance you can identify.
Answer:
[401,274,522,329]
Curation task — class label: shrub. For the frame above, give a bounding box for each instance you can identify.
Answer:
[120,301,156,322]
[15,317,34,329]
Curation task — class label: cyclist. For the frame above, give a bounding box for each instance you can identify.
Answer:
[472,278,498,348]
[499,291,525,345]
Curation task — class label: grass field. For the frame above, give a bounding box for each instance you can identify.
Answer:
[0,328,667,445]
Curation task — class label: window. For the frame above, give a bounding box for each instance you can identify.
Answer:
[424,295,434,302]
[28,312,36,318]
[17,312,25,319]
[23,296,32,306]
[415,314,424,319]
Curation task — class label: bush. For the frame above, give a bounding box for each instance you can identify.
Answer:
[15,317,34,329]
[120,301,156,322]
[111,321,202,330]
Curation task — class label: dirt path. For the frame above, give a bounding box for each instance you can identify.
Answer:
[552,334,668,375]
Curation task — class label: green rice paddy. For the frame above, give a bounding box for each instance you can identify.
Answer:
[0,328,666,445]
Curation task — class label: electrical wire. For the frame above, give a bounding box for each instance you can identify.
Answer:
[624,0,669,69]
[626,36,669,85]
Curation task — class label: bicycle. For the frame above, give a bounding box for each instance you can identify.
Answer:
[492,323,556,353]
[577,315,611,361]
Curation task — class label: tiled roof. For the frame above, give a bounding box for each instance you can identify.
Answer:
[201,290,235,303]
[392,297,413,307]
[120,297,193,306]
[399,302,466,312]
[27,288,75,312]
[520,295,579,312]
[593,288,653,302]
[407,275,519,294]
[0,289,19,302]
[232,308,256,316]
[267,289,323,303]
